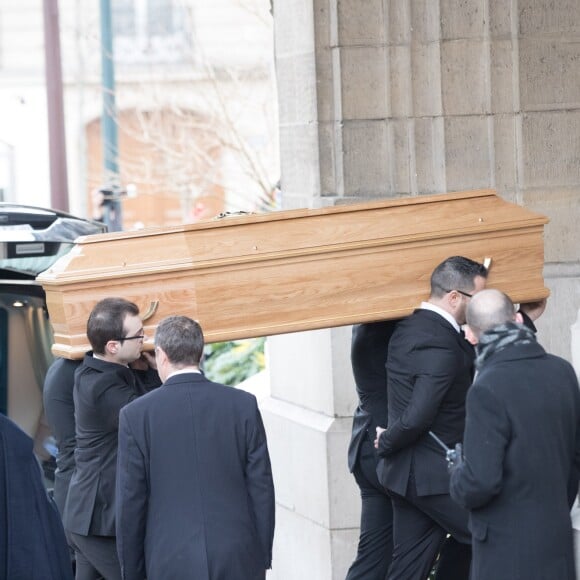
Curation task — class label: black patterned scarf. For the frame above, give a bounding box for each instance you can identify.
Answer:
[474,322,536,371]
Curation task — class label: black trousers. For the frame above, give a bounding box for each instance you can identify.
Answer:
[387,472,471,580]
[346,437,394,580]
[69,532,118,580]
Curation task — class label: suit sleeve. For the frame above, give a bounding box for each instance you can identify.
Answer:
[567,367,580,507]
[378,341,459,455]
[450,383,509,510]
[132,367,162,395]
[245,404,275,569]
[98,374,138,431]
[116,407,148,580]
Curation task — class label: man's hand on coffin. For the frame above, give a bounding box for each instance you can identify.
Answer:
[130,351,157,371]
[519,298,547,322]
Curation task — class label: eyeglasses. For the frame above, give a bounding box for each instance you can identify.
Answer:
[114,333,145,343]
[442,289,473,299]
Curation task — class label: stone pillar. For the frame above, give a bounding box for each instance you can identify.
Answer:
[268,0,382,574]
[270,0,580,576]
[262,328,360,578]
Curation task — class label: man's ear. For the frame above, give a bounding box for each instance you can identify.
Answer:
[465,325,478,346]
[515,312,524,324]
[155,346,166,366]
[105,340,119,356]
[447,291,461,310]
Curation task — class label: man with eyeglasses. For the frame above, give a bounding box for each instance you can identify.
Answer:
[63,297,159,580]
[374,256,488,580]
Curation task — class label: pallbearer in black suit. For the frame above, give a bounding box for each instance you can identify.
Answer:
[44,356,160,523]
[346,320,478,580]
[450,289,580,580]
[63,298,158,580]
[116,316,275,580]
[375,256,488,580]
[347,320,477,580]
[43,357,82,518]
[346,321,397,579]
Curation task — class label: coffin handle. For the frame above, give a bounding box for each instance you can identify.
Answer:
[141,300,159,322]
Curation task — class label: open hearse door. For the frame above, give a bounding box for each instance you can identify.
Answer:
[0,204,105,468]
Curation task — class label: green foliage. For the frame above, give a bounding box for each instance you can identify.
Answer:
[202,337,266,387]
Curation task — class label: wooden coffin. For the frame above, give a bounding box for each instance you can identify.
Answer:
[37,189,549,359]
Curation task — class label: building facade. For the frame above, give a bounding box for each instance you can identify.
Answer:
[0,0,278,227]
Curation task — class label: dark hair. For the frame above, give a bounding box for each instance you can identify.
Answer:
[466,289,516,335]
[430,256,488,299]
[87,298,140,355]
[155,316,204,367]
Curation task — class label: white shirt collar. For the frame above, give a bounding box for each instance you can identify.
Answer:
[167,367,201,380]
[420,301,461,333]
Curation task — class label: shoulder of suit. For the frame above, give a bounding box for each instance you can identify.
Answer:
[397,308,440,330]
[394,310,457,343]
[121,388,153,414]
[545,351,576,373]
[124,377,258,414]
[206,382,259,410]
[208,380,258,402]
[76,360,134,395]
[80,355,130,375]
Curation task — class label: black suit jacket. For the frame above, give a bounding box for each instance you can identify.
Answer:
[450,342,580,580]
[116,372,276,580]
[378,308,475,496]
[45,356,161,521]
[64,355,143,536]
[348,321,398,471]
[43,357,82,516]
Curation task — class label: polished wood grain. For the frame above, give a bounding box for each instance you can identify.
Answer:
[37,189,549,358]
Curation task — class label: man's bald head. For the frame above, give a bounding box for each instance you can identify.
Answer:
[466,289,517,339]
